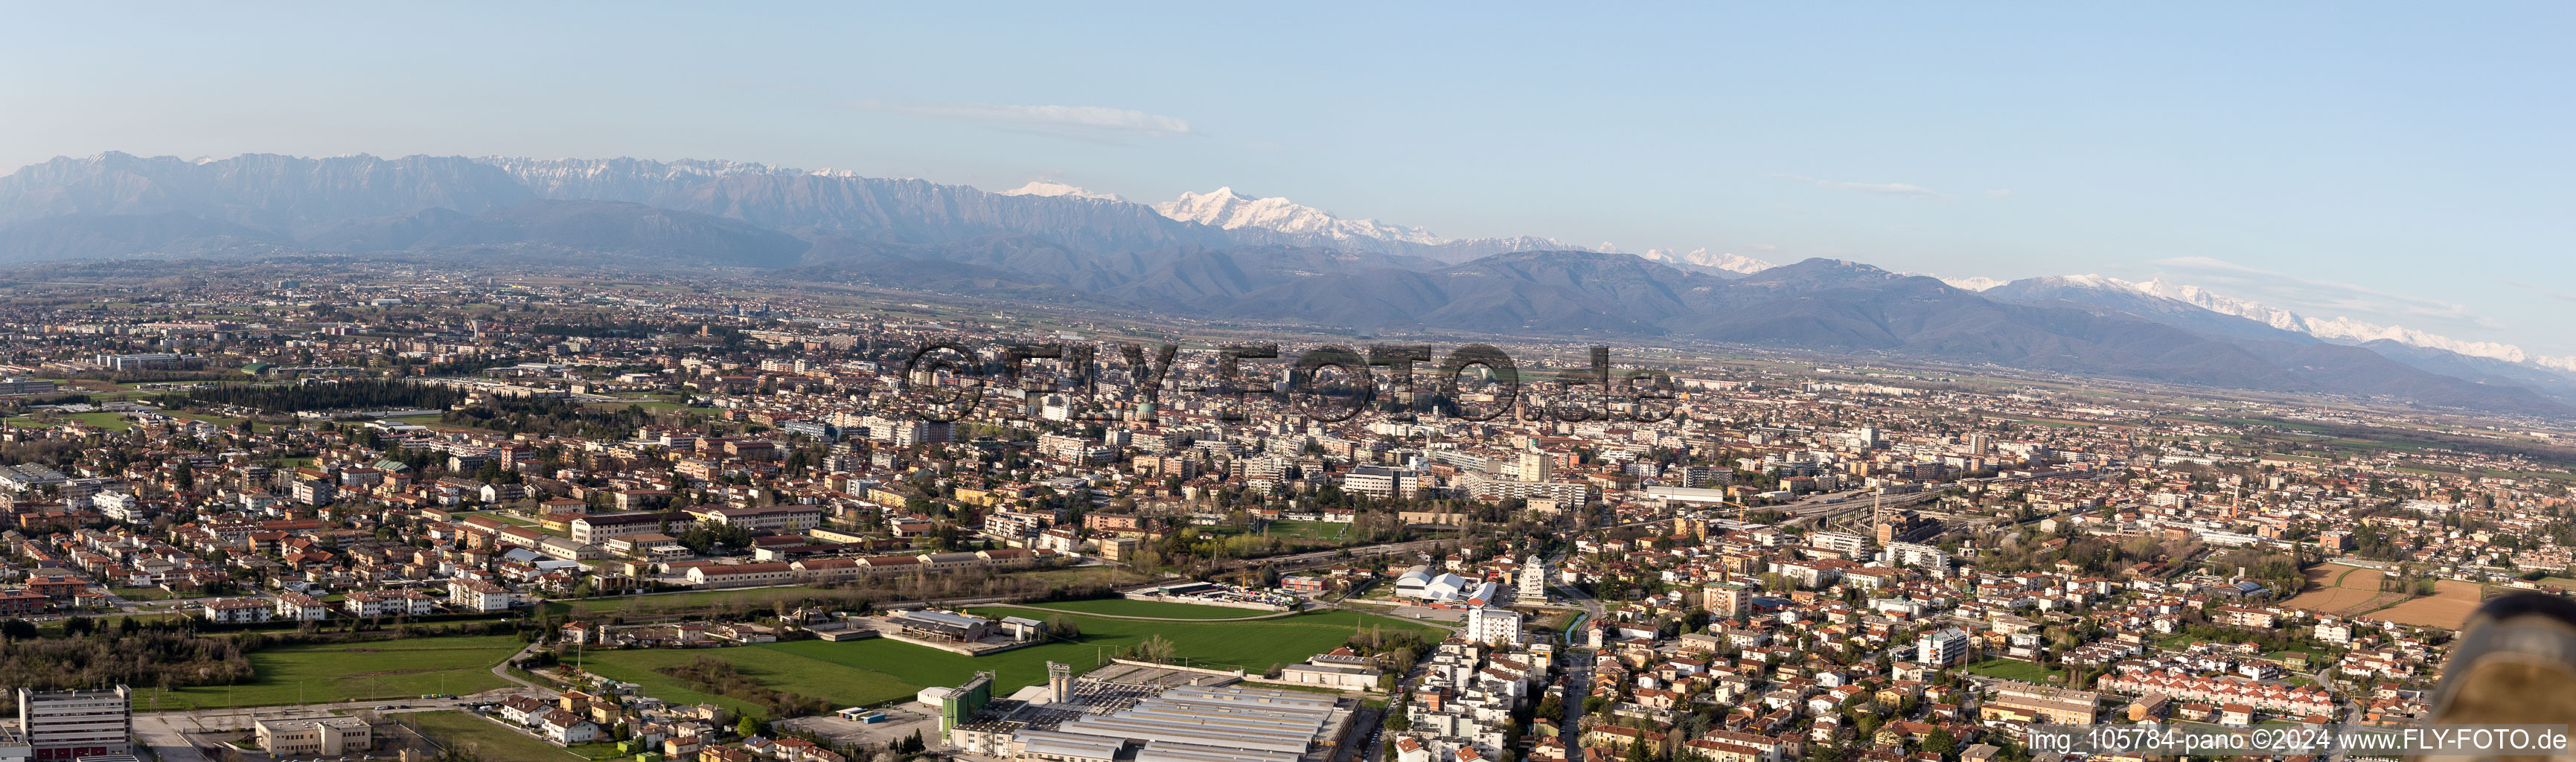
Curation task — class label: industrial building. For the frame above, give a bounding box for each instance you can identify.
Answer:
[949,669,1356,762]
[893,609,997,642]
[921,672,994,733]
[1393,566,1502,605]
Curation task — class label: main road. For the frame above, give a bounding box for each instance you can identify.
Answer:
[1544,548,1606,736]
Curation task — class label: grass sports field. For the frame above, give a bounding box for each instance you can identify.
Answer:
[134,635,523,711]
[997,599,1279,619]
[1959,658,2066,684]
[1262,520,1352,542]
[578,609,1442,714]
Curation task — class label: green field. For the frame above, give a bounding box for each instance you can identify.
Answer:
[1263,520,1352,541]
[573,644,920,716]
[997,598,1277,620]
[595,399,688,412]
[1958,658,2066,685]
[548,587,872,618]
[5,411,135,430]
[134,635,525,711]
[405,710,613,761]
[580,609,1441,714]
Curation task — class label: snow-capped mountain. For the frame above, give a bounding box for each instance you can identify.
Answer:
[998,180,1125,202]
[474,156,801,202]
[1639,248,1775,275]
[1981,272,2576,374]
[2122,277,2560,365]
[2123,278,2307,333]
[1153,188,1446,246]
[1142,186,1585,263]
[1928,275,2005,291]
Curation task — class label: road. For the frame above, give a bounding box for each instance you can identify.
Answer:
[494,640,550,691]
[1546,548,1606,736]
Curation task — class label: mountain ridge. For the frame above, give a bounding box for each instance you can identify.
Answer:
[0,151,2562,417]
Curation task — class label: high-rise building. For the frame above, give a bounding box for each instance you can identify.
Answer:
[1702,582,1752,620]
[1517,554,1549,603]
[18,685,130,761]
[1851,427,1881,449]
[1918,627,1970,667]
[1464,606,1525,646]
[1812,531,1869,555]
[1885,541,1952,574]
[1517,449,1553,483]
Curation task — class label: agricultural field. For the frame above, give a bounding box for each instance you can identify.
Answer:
[133,635,523,711]
[582,609,1443,714]
[2373,580,2487,629]
[2281,564,2403,616]
[2281,563,2487,630]
[996,599,1278,620]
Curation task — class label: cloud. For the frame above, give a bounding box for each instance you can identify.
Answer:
[2498,279,2576,303]
[850,100,1193,138]
[1771,173,1953,201]
[2152,255,2500,328]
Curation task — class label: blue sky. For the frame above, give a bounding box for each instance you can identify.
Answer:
[4,3,2570,356]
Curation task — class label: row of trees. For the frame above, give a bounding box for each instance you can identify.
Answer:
[176,379,461,413]
[0,630,251,699]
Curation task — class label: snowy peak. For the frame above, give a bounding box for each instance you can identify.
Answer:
[1152,188,1445,245]
[470,156,805,203]
[998,180,1125,202]
[1937,276,2006,292]
[1637,248,1775,275]
[2125,277,2308,333]
[1989,272,2576,374]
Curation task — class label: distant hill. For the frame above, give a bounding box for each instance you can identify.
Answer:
[0,151,2563,417]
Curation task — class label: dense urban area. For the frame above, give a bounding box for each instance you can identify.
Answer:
[0,267,2572,762]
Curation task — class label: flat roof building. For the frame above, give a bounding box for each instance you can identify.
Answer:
[255,717,374,756]
[966,682,1352,762]
[17,685,130,761]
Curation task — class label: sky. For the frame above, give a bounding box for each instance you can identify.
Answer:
[3,3,2571,356]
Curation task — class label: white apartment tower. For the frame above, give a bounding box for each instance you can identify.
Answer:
[1518,554,1548,603]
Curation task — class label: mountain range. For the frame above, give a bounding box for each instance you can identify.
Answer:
[0,151,2568,417]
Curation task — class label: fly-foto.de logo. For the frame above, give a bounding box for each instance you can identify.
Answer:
[895,342,1681,424]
